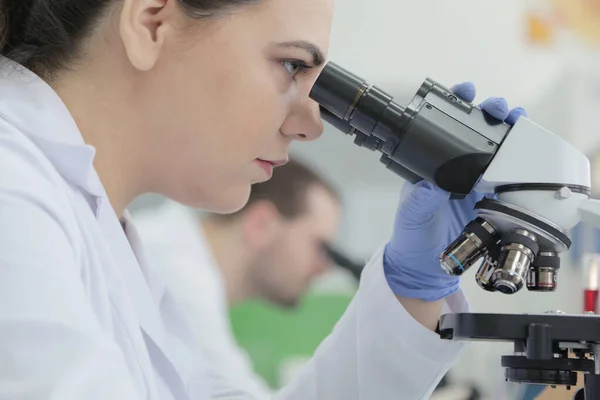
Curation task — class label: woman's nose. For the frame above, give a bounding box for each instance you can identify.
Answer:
[280,99,323,142]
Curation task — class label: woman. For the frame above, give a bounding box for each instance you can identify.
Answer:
[0,0,525,399]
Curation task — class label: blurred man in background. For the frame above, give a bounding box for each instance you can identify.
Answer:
[133,159,342,398]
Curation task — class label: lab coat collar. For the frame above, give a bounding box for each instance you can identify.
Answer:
[131,202,219,303]
[120,211,196,397]
[0,57,104,206]
[121,210,169,306]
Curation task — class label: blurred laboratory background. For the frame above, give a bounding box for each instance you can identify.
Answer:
[131,0,600,398]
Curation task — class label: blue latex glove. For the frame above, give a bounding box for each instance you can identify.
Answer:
[383,83,528,302]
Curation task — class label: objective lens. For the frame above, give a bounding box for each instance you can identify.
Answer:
[493,229,539,294]
[475,245,500,292]
[527,252,560,292]
[440,217,498,276]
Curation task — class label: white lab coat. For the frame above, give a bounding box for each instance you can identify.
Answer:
[132,201,275,399]
[0,56,469,400]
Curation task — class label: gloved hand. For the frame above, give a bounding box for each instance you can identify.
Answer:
[383,82,528,302]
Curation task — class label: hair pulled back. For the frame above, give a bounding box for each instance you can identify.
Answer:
[0,0,258,79]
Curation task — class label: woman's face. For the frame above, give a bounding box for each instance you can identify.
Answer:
[125,0,334,213]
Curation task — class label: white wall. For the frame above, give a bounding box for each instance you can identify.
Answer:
[322,0,600,152]
[327,0,563,108]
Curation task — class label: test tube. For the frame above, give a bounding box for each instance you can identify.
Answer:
[583,253,600,314]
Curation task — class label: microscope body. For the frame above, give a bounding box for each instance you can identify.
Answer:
[310,61,600,295]
[476,115,590,233]
[310,61,600,398]
[462,115,591,293]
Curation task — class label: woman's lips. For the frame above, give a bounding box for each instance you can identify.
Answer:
[254,158,287,179]
[254,159,274,178]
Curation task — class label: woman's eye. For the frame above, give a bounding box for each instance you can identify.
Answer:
[281,60,310,79]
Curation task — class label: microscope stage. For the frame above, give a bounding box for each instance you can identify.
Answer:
[439,312,600,343]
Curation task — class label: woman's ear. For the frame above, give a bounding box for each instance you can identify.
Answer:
[119,0,177,71]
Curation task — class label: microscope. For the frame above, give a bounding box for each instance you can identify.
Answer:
[310,62,600,399]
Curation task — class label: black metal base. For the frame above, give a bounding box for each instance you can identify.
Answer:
[584,373,600,399]
[571,374,600,400]
[502,355,589,386]
[438,313,600,399]
[439,313,600,343]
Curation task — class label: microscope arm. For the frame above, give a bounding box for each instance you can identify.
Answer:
[579,198,600,230]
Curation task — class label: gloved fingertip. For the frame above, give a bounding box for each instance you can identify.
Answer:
[481,97,509,121]
[450,82,476,102]
[486,192,499,200]
[504,106,527,125]
[403,180,450,214]
[414,180,449,196]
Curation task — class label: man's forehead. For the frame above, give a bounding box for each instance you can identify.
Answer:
[302,185,340,223]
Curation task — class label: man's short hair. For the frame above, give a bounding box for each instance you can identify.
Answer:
[224,158,340,220]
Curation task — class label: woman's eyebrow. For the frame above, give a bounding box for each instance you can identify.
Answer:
[275,40,325,66]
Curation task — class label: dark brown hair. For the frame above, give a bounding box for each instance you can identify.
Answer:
[0,0,259,79]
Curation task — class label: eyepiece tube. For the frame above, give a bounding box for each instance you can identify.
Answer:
[310,63,368,120]
[310,62,406,142]
[319,106,355,135]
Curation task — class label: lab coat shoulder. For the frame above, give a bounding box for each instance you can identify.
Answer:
[0,113,143,398]
[0,117,82,249]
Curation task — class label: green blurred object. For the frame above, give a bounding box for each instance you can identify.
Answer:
[229,292,354,388]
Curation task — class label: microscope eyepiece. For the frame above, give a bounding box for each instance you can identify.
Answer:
[310,62,406,146]
[310,63,369,121]
[318,106,355,135]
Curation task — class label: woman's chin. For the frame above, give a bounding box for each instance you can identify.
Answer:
[176,184,251,214]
